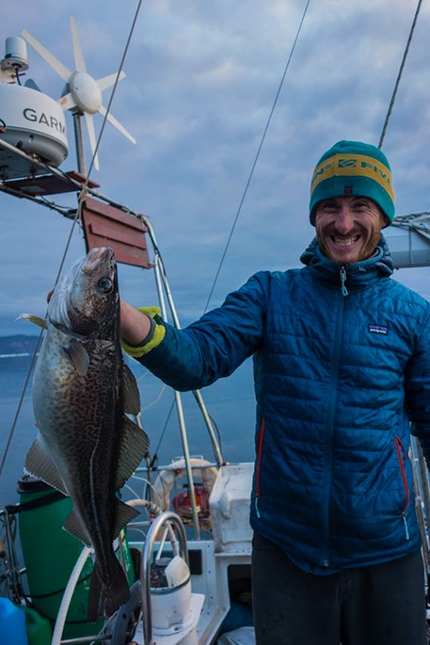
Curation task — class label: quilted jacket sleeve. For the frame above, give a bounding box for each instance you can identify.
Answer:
[134,272,269,391]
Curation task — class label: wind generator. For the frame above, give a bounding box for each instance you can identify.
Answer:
[21,16,135,174]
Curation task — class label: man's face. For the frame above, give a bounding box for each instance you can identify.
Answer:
[314,196,387,264]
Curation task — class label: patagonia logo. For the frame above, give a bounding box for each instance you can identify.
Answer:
[368,324,388,335]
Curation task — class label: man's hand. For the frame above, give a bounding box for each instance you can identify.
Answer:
[120,300,152,346]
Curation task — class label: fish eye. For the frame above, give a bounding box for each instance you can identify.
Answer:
[97,277,113,294]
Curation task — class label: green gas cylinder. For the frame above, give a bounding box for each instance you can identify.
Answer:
[17,475,136,640]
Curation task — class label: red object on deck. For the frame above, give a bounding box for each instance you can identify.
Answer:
[172,483,210,522]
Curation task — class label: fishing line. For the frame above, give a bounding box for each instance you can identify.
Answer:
[203,0,312,313]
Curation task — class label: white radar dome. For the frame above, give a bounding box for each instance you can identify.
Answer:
[0,83,68,176]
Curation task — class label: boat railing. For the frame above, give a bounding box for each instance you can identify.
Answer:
[140,511,189,645]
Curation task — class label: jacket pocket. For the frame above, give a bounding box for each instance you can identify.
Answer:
[255,418,266,499]
[394,436,410,539]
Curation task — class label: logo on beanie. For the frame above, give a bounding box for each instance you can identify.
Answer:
[338,158,357,168]
[344,186,353,195]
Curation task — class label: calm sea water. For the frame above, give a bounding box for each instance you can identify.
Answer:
[0,350,256,508]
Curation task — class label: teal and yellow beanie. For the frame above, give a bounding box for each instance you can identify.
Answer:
[309,140,395,225]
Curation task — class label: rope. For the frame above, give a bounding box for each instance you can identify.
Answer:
[203,0,312,313]
[378,0,423,149]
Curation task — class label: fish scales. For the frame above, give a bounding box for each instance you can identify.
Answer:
[34,333,121,538]
[22,247,149,622]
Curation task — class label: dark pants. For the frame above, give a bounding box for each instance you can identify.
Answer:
[252,532,428,645]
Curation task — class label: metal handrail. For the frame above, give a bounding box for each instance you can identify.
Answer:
[411,436,430,584]
[140,511,189,645]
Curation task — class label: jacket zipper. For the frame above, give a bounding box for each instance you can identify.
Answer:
[319,266,348,563]
[255,418,266,518]
[394,436,410,540]
[321,289,345,566]
[340,265,348,296]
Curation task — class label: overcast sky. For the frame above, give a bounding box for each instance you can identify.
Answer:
[1,0,429,336]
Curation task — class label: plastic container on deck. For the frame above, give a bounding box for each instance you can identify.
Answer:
[17,475,135,640]
[0,597,28,645]
[217,626,255,645]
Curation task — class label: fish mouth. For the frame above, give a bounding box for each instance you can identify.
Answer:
[82,247,115,275]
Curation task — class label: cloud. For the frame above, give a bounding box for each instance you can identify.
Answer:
[1,0,429,330]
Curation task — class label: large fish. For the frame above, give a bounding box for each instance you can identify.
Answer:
[21,247,149,622]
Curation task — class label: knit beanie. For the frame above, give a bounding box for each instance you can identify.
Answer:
[309,140,395,225]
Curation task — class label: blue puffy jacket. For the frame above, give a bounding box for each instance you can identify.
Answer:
[137,236,430,573]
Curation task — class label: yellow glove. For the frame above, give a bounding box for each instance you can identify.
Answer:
[121,307,166,357]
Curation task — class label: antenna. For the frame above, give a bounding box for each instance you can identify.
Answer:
[0,37,29,83]
[21,17,135,173]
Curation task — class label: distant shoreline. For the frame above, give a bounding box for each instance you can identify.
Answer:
[0,335,39,357]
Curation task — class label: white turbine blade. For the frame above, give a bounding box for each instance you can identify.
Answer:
[69,16,86,73]
[98,104,136,145]
[84,112,100,170]
[97,71,126,92]
[58,91,77,112]
[21,29,72,82]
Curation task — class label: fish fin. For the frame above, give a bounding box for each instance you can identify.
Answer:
[88,558,130,622]
[115,416,150,489]
[122,361,141,415]
[18,313,48,330]
[63,510,92,547]
[25,434,68,496]
[114,499,140,538]
[63,340,90,376]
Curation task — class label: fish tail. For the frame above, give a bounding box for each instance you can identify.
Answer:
[88,557,131,623]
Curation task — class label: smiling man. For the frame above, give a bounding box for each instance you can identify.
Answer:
[121,140,430,644]
[310,140,393,266]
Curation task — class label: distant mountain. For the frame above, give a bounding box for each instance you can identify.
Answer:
[0,335,39,355]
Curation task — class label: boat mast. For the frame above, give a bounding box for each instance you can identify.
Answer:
[72,112,86,176]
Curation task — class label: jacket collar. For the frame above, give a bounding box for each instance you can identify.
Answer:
[300,234,394,291]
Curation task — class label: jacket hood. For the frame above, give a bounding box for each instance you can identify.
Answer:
[300,234,394,290]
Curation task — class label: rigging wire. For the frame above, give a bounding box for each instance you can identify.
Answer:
[0,334,43,478]
[0,0,145,479]
[3,0,420,479]
[203,0,312,314]
[53,0,145,282]
[151,399,176,466]
[378,0,423,150]
[83,0,144,181]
